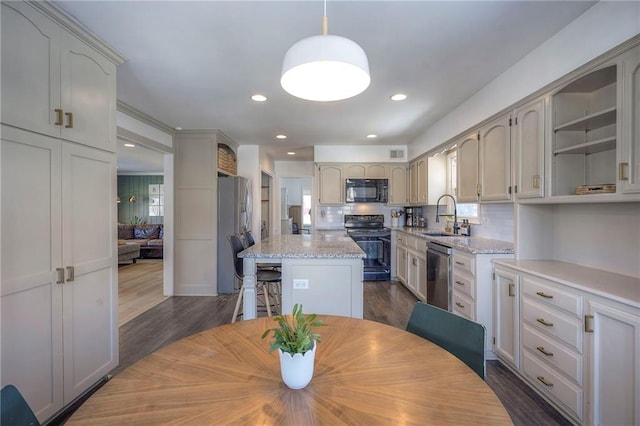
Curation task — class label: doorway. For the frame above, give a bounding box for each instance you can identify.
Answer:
[261,172,272,239]
[280,177,313,233]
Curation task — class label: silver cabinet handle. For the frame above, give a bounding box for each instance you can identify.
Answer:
[536,291,553,299]
[536,318,553,327]
[455,302,465,308]
[56,268,65,284]
[66,266,75,282]
[536,346,553,357]
[585,314,594,333]
[455,280,465,286]
[508,283,515,297]
[537,376,553,387]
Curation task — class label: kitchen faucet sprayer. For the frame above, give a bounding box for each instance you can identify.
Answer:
[435,194,459,235]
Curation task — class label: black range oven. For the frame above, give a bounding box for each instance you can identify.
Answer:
[344,214,390,281]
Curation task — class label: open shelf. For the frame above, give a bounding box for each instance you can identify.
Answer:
[553,107,616,132]
[553,136,617,156]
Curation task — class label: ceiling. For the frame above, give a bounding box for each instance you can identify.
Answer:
[55,0,596,170]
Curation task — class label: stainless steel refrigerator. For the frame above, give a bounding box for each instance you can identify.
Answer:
[217,176,252,294]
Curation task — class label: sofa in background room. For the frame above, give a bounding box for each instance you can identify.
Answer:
[118,224,164,259]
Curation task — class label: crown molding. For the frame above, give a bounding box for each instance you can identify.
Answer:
[117,101,176,135]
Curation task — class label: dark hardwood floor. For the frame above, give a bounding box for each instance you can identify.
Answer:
[61,280,571,425]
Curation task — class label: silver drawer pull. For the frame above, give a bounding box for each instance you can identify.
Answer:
[66,266,75,282]
[508,283,515,297]
[455,281,465,286]
[536,291,553,299]
[455,302,465,308]
[537,376,553,387]
[455,261,464,266]
[536,318,553,327]
[56,268,65,284]
[536,346,554,357]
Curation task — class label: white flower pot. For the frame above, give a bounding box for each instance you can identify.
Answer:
[278,342,316,389]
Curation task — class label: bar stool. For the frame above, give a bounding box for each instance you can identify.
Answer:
[227,234,281,323]
[242,231,282,310]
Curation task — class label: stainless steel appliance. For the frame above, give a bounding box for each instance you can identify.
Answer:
[404,206,423,227]
[344,214,390,281]
[426,241,452,311]
[217,176,252,294]
[345,179,388,203]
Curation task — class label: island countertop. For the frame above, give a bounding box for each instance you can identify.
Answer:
[392,227,514,255]
[238,234,365,259]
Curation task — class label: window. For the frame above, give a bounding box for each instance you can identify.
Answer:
[302,194,312,226]
[447,150,478,220]
[149,184,164,217]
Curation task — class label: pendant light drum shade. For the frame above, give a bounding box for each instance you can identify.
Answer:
[281,34,370,102]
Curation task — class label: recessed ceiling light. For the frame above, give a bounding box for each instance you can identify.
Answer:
[287,152,296,156]
[276,134,287,139]
[251,94,267,102]
[124,143,135,148]
[366,134,377,139]
[390,93,407,101]
[174,127,182,131]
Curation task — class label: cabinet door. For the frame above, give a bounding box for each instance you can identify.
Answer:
[620,45,640,193]
[408,161,418,203]
[366,164,387,178]
[343,164,366,178]
[396,245,408,284]
[1,2,61,137]
[388,165,407,205]
[515,98,545,198]
[584,298,640,426]
[456,132,479,202]
[1,127,64,422]
[318,165,343,205]
[414,253,427,301]
[479,114,511,202]
[60,32,117,152]
[494,267,519,368]
[61,143,118,402]
[417,157,428,203]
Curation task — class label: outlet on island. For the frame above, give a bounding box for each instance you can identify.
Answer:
[293,279,309,289]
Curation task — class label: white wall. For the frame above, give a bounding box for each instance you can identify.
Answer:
[314,145,408,163]
[410,1,640,158]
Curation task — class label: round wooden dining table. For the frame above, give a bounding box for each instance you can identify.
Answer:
[68,316,512,425]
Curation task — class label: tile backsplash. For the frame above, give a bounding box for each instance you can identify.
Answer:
[316,203,514,242]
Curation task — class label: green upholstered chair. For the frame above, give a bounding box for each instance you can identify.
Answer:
[1,384,40,426]
[406,302,486,379]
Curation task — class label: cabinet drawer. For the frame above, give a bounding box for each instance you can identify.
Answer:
[522,325,583,385]
[453,251,475,276]
[522,276,582,317]
[453,293,475,320]
[522,299,583,352]
[452,273,475,299]
[397,234,408,247]
[522,351,583,421]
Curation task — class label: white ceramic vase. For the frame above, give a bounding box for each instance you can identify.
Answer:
[278,341,316,389]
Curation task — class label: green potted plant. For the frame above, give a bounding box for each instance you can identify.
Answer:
[262,304,325,389]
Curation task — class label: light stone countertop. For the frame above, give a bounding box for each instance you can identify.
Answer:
[238,234,365,259]
[492,259,640,307]
[393,226,514,255]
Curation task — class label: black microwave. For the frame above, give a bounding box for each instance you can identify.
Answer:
[345,179,388,203]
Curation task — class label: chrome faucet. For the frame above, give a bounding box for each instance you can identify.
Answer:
[435,194,459,234]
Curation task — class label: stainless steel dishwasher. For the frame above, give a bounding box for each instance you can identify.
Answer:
[426,241,452,311]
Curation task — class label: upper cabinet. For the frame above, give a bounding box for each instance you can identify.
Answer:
[1,2,119,152]
[456,132,480,203]
[551,63,618,197]
[388,164,407,205]
[407,156,427,205]
[514,98,546,199]
[318,164,344,205]
[343,163,387,178]
[479,113,512,202]
[619,45,640,194]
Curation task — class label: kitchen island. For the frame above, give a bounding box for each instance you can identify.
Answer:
[238,234,365,320]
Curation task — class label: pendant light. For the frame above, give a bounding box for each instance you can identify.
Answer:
[280,0,370,102]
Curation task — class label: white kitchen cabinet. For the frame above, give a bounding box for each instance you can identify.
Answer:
[1,126,118,422]
[479,113,512,202]
[395,233,408,284]
[343,163,387,178]
[416,156,428,204]
[584,296,640,426]
[408,249,427,301]
[1,1,119,153]
[493,266,520,368]
[456,132,480,202]
[388,164,407,205]
[619,45,640,194]
[452,250,513,360]
[317,164,343,205]
[408,160,418,204]
[492,260,640,426]
[514,98,546,199]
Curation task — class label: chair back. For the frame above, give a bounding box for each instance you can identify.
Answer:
[243,231,256,248]
[1,384,41,426]
[406,302,486,379]
[227,234,245,280]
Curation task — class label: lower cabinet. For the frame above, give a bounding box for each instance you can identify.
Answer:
[394,232,426,301]
[492,261,640,425]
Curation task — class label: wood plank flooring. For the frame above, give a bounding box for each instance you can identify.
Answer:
[59,280,571,425]
[117,261,167,327]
